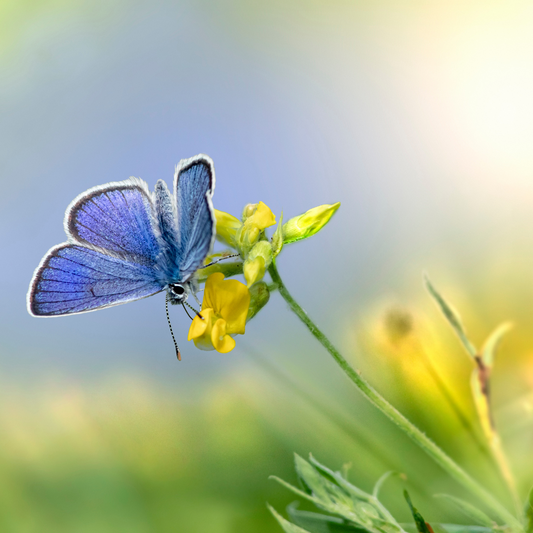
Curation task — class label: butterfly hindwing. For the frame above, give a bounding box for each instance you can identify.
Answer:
[28,244,163,316]
[174,155,216,280]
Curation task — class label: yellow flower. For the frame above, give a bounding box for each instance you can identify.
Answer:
[237,201,276,254]
[187,273,250,353]
[215,202,276,256]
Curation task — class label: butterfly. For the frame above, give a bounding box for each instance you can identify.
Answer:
[27,154,216,356]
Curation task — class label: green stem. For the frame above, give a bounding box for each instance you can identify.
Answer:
[268,260,521,529]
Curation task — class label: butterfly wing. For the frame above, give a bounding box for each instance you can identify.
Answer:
[28,178,165,316]
[65,177,161,264]
[28,244,164,316]
[173,155,216,280]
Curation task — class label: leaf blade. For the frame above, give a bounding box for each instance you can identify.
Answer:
[434,494,494,528]
[423,274,477,359]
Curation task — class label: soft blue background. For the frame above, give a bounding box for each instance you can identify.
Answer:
[3,0,533,387]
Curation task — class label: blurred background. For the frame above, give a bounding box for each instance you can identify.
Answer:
[2,0,533,531]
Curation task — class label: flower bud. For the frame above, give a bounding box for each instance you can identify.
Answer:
[247,281,270,321]
[243,240,272,286]
[242,203,257,221]
[236,201,276,255]
[282,202,340,245]
[214,209,241,248]
[243,257,265,287]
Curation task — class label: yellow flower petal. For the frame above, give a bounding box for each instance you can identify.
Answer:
[252,201,276,230]
[203,273,250,335]
[236,202,277,254]
[214,209,241,247]
[188,308,211,340]
[188,308,217,351]
[211,318,236,353]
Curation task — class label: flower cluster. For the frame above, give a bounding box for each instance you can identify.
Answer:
[187,200,340,353]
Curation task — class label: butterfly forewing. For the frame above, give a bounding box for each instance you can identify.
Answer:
[66,178,161,264]
[174,155,216,280]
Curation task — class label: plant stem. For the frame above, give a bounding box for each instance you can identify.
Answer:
[268,261,522,530]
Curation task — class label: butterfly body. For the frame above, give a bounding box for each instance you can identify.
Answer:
[27,155,215,317]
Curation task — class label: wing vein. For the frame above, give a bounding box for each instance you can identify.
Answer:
[37,283,158,303]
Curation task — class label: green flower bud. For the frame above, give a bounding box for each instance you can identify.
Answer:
[241,203,257,221]
[283,202,340,245]
[243,240,272,286]
[246,281,270,321]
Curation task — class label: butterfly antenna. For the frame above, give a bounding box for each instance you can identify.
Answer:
[165,294,181,361]
[203,253,240,268]
[184,301,204,320]
[181,303,194,321]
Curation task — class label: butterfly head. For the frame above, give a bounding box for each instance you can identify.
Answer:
[167,282,191,305]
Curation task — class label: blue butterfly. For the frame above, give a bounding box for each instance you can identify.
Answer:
[27,155,216,329]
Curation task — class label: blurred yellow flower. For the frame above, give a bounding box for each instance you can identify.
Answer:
[188,273,250,353]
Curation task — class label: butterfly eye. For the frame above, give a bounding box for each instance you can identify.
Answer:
[171,284,185,296]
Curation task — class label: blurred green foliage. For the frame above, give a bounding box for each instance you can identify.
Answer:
[0,376,300,533]
[3,271,533,531]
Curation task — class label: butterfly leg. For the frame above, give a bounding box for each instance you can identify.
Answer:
[192,290,202,308]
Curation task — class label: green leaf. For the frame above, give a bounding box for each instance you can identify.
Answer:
[307,455,370,501]
[373,471,399,499]
[434,495,494,528]
[272,212,284,257]
[480,322,512,368]
[294,455,350,507]
[525,485,533,533]
[294,454,330,498]
[304,457,403,533]
[270,476,322,506]
[269,504,313,533]
[400,525,491,533]
[287,503,367,533]
[423,274,477,359]
[404,491,432,533]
